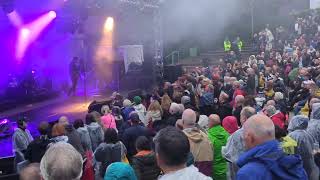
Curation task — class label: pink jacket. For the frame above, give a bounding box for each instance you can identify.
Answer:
[101,114,117,130]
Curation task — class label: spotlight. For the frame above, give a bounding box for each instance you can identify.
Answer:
[104,17,114,32]
[21,28,30,38]
[48,11,56,19]
[2,0,15,14]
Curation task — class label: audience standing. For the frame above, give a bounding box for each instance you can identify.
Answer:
[155,127,212,180]
[131,136,161,180]
[12,117,34,168]
[182,109,213,177]
[237,115,307,179]
[95,128,127,178]
[207,114,229,180]
[40,142,83,180]
[25,121,51,163]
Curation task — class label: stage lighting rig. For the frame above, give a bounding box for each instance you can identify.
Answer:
[1,0,15,14]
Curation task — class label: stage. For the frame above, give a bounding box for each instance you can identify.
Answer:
[0,92,108,158]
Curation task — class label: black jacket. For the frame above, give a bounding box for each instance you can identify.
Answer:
[131,152,161,180]
[165,113,182,127]
[122,125,151,158]
[24,136,51,163]
[218,102,233,121]
[233,106,242,127]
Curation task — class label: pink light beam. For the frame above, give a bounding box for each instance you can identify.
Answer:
[7,10,23,27]
[16,11,57,59]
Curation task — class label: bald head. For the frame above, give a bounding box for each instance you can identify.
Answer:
[243,114,275,150]
[208,114,221,128]
[182,109,197,129]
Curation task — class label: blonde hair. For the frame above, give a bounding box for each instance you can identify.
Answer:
[148,100,162,114]
[161,94,172,112]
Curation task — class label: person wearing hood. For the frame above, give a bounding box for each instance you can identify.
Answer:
[122,99,135,122]
[131,136,161,180]
[207,114,229,180]
[155,127,212,180]
[95,128,127,178]
[237,114,307,180]
[58,116,85,156]
[222,107,256,180]
[288,115,319,180]
[182,109,213,177]
[12,116,34,168]
[85,113,104,151]
[104,162,137,180]
[222,116,239,134]
[73,119,92,152]
[133,96,147,124]
[308,103,320,145]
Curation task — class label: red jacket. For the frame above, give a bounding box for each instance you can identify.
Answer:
[271,112,286,129]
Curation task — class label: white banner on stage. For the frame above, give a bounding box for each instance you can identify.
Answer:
[119,45,144,73]
[311,0,320,9]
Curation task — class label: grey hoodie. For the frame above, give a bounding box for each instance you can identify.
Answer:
[86,122,104,151]
[76,127,92,151]
[94,141,127,177]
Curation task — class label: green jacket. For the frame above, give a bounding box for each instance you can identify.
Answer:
[208,125,229,180]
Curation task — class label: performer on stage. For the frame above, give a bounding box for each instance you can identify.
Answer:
[68,57,81,96]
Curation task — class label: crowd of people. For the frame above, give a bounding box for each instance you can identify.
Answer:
[10,9,320,180]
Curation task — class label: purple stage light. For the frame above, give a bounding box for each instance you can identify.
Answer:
[16,11,57,59]
[21,28,30,38]
[7,10,23,27]
[49,11,57,19]
[0,119,8,126]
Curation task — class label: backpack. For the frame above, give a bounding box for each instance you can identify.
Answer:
[87,125,103,151]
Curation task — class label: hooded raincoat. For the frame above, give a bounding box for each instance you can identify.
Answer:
[237,140,308,180]
[308,104,320,145]
[207,125,229,180]
[288,115,319,180]
[183,127,214,177]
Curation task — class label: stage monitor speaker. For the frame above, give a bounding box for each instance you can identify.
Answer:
[88,99,112,114]
[163,65,182,83]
